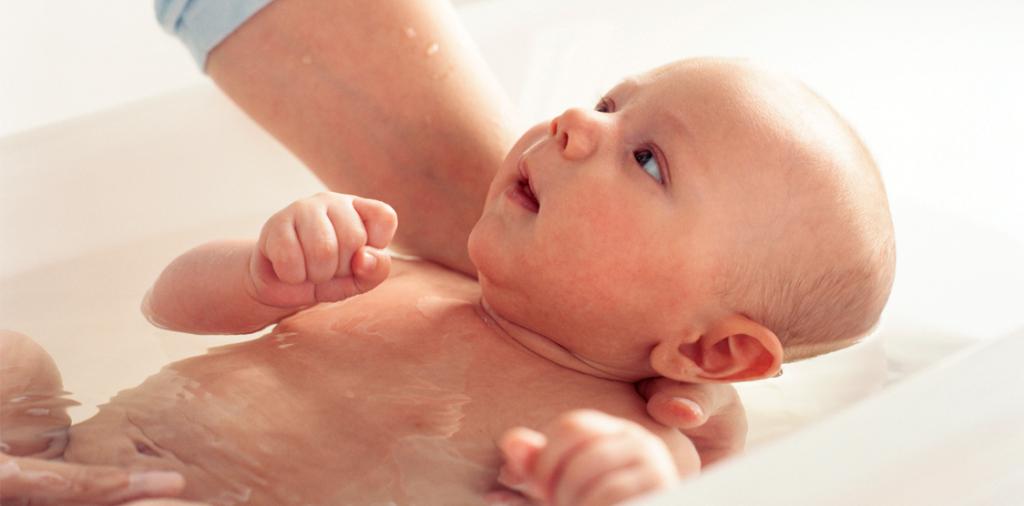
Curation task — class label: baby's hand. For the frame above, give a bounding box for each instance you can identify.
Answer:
[248,192,398,308]
[493,410,679,506]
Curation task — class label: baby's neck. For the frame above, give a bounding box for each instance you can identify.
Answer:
[476,297,645,383]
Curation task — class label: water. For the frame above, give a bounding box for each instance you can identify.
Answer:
[0,225,261,424]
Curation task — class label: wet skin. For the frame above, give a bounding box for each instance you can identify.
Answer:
[61,259,693,505]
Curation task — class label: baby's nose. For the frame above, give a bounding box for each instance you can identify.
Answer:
[550,108,600,161]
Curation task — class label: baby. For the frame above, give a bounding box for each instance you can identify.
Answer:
[1,58,894,505]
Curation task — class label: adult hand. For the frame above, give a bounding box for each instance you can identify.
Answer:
[636,378,747,467]
[0,453,203,506]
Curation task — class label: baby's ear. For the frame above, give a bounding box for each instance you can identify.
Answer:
[649,314,783,383]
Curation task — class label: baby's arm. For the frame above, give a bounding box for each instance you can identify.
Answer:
[493,410,699,506]
[144,193,397,334]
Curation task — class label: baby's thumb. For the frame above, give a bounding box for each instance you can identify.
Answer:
[352,246,391,293]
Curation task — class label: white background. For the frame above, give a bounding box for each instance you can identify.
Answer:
[0,1,203,137]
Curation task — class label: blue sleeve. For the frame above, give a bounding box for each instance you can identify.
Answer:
[155,0,274,71]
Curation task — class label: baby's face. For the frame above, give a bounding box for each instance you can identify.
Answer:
[469,59,822,378]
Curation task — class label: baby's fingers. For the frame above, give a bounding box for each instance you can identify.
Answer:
[531,410,626,500]
[121,501,210,506]
[326,201,369,279]
[294,203,341,284]
[576,465,673,506]
[311,247,391,302]
[498,427,546,499]
[259,214,306,284]
[351,197,398,249]
[483,490,532,506]
[555,434,677,506]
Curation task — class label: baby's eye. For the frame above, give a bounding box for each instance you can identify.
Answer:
[634,149,663,183]
[595,97,614,113]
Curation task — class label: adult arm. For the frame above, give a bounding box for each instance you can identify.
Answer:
[206,0,515,277]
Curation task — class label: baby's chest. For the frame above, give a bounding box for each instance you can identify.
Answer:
[267,271,651,442]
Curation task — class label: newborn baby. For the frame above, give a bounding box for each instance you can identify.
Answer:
[3,58,894,505]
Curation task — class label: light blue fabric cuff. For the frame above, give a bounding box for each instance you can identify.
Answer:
[155,0,274,71]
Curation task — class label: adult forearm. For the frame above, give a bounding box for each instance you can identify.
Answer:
[144,240,299,335]
[206,0,516,276]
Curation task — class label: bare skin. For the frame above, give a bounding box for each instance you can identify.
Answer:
[53,259,696,505]
[1,315,734,506]
[0,2,755,504]
[206,0,515,275]
[202,0,748,475]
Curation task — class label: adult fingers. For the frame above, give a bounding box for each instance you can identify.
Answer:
[637,379,746,466]
[0,454,183,505]
[637,379,732,429]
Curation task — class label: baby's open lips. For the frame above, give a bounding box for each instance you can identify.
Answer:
[517,159,540,210]
[516,178,539,210]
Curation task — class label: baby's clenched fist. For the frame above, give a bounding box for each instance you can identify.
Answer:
[494,410,680,506]
[248,192,397,308]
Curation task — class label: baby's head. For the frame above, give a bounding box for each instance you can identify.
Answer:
[468,58,895,383]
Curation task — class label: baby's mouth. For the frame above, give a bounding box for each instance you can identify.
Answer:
[517,177,539,210]
[508,157,540,212]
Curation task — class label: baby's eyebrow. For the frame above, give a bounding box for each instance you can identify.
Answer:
[658,111,704,182]
[662,110,694,144]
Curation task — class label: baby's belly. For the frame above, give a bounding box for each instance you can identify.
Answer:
[64,312,501,505]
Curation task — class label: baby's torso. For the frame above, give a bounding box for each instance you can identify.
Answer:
[64,259,663,505]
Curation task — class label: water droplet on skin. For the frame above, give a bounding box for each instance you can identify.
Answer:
[274,331,298,343]
[426,43,439,56]
[404,27,417,38]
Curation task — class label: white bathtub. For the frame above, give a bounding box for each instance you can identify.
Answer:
[2,0,1023,503]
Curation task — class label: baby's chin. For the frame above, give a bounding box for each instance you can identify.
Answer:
[465,216,487,275]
